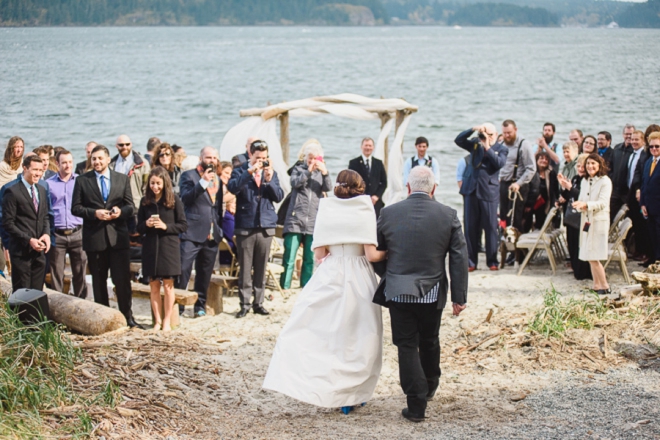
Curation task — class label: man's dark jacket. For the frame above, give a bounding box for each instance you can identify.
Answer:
[373,193,469,310]
[454,129,508,202]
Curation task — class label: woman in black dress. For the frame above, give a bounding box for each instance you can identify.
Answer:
[137,166,187,331]
[557,153,592,280]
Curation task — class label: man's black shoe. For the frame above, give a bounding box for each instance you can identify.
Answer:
[236,308,249,318]
[401,408,425,423]
[426,382,439,401]
[127,318,145,330]
[253,306,270,316]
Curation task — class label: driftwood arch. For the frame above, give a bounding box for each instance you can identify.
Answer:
[220,93,418,204]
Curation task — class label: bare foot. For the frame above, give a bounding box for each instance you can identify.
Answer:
[153,322,162,331]
[162,324,172,332]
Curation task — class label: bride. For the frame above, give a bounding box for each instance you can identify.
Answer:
[262,169,386,411]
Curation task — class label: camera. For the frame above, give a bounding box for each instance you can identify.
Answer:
[478,132,486,141]
[262,160,270,168]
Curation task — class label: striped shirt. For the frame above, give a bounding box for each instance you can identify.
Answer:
[389,282,440,304]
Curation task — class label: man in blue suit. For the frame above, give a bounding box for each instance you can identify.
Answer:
[177,146,223,317]
[455,124,508,271]
[640,132,660,263]
[228,140,284,318]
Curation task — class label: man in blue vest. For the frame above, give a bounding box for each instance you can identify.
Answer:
[403,137,440,187]
[455,124,508,271]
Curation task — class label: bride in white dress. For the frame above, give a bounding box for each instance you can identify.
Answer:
[263,170,386,410]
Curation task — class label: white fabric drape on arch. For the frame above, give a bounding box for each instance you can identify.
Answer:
[220,95,415,204]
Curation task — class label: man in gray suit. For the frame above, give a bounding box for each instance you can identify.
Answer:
[374,166,468,423]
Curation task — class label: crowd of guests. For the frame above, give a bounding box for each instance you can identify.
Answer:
[2,120,656,328]
[0,133,393,330]
[456,121,660,294]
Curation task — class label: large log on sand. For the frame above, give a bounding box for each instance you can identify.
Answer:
[0,279,126,335]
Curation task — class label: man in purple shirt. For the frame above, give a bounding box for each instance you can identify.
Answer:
[47,149,88,298]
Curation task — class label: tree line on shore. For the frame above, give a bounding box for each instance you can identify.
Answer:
[0,0,658,27]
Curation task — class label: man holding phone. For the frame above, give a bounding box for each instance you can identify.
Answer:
[72,145,139,328]
[228,139,284,318]
[2,155,51,291]
[177,146,223,317]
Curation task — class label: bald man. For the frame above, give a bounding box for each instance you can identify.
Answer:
[232,137,257,168]
[109,135,150,210]
[176,147,223,317]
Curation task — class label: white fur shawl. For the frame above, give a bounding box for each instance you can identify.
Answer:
[311,195,377,249]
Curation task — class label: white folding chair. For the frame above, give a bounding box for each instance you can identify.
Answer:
[517,207,559,275]
[604,217,633,284]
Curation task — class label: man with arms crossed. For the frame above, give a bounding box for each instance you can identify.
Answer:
[374,166,468,423]
[72,145,140,328]
[47,149,88,298]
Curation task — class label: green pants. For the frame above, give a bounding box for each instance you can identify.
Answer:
[280,233,314,289]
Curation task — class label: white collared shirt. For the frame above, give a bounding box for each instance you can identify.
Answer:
[95,169,111,195]
[114,153,134,175]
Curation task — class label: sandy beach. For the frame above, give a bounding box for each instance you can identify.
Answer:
[68,251,660,439]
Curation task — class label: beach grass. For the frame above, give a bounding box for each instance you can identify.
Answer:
[0,293,113,438]
[528,286,616,338]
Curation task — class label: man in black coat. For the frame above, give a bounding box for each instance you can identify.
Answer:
[348,137,387,217]
[2,155,51,291]
[177,146,223,317]
[71,145,140,328]
[373,166,468,423]
[609,124,635,222]
[455,124,508,271]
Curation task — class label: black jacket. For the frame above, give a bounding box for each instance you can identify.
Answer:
[136,196,187,277]
[2,182,50,257]
[373,193,468,310]
[348,156,387,216]
[71,170,135,252]
[609,143,633,197]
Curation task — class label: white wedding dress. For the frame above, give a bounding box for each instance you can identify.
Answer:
[262,196,383,408]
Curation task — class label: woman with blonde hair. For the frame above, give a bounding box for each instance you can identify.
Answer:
[280,139,333,290]
[0,136,25,188]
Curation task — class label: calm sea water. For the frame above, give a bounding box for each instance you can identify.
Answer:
[2,26,660,208]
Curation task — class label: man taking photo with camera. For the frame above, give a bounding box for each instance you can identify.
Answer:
[177,146,223,318]
[228,139,284,318]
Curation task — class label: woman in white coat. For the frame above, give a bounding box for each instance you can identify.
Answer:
[572,153,612,294]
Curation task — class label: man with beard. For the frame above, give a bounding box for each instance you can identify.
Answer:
[597,131,614,175]
[535,122,560,170]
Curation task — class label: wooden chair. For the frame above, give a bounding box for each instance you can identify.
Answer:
[604,217,633,284]
[608,204,628,243]
[517,207,559,275]
[218,238,238,277]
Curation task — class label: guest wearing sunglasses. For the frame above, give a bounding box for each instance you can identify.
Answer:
[640,132,660,266]
[151,143,181,195]
[110,135,150,233]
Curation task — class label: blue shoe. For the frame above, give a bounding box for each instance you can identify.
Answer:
[361,402,366,407]
[341,406,353,415]
[195,310,206,318]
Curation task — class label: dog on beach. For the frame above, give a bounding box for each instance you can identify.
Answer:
[499,225,521,269]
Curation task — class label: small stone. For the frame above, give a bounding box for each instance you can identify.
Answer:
[510,392,527,402]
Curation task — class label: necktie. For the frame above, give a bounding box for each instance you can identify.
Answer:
[254,170,261,187]
[365,159,371,174]
[651,159,657,177]
[100,175,108,202]
[31,185,38,211]
[628,151,636,186]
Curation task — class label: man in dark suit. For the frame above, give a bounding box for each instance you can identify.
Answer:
[348,137,387,217]
[374,166,468,423]
[640,132,660,264]
[71,145,140,328]
[74,141,96,176]
[628,130,651,263]
[227,140,284,318]
[177,146,223,317]
[2,155,51,291]
[455,124,508,271]
[609,126,634,222]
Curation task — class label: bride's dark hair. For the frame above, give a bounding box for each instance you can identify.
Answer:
[334,169,366,199]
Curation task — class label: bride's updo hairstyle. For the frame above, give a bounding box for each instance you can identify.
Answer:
[334,169,366,199]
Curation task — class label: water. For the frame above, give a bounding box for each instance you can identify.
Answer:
[2,26,660,208]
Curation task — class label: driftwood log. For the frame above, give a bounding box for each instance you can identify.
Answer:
[631,272,660,296]
[0,279,127,335]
